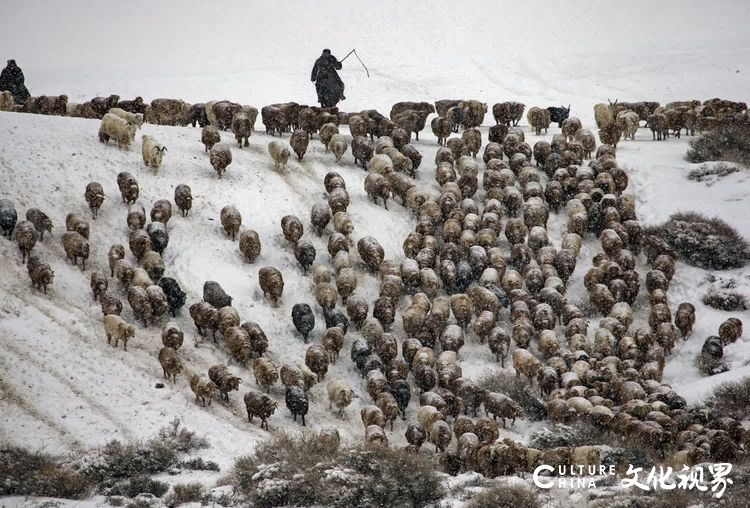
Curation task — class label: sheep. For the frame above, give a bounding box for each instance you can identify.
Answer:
[220,205,242,240]
[83,182,105,220]
[207,364,242,401]
[126,205,146,232]
[0,199,17,238]
[244,391,277,430]
[158,277,186,317]
[14,221,37,263]
[231,112,253,148]
[253,357,278,393]
[363,173,391,209]
[561,117,582,142]
[673,303,696,338]
[140,135,167,171]
[88,270,108,302]
[328,134,348,163]
[238,230,261,263]
[357,236,385,273]
[599,122,624,149]
[617,110,639,140]
[62,231,89,270]
[291,303,315,342]
[161,322,184,350]
[345,296,369,331]
[169,184,192,218]
[526,107,549,135]
[159,347,182,383]
[719,318,743,346]
[0,91,14,111]
[361,405,387,430]
[114,259,135,287]
[129,229,151,262]
[201,125,221,152]
[429,420,452,453]
[462,128,482,157]
[146,98,190,126]
[66,212,90,239]
[428,116,451,146]
[115,171,139,205]
[574,129,596,159]
[280,215,303,245]
[108,107,144,130]
[352,135,375,167]
[318,122,339,149]
[258,266,284,306]
[190,302,218,340]
[417,405,444,433]
[146,284,169,321]
[99,113,136,149]
[268,140,291,171]
[594,101,618,129]
[647,113,669,140]
[512,349,542,384]
[190,375,217,407]
[203,280,233,309]
[310,201,332,236]
[103,314,136,350]
[217,306,240,337]
[483,391,524,428]
[327,378,355,414]
[287,129,309,161]
[210,143,232,178]
[26,256,54,293]
[305,344,329,382]
[285,386,309,425]
[23,209,52,242]
[223,326,251,365]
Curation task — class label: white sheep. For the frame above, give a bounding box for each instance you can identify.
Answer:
[328,134,348,163]
[268,140,291,171]
[327,378,355,414]
[616,111,639,141]
[108,107,144,133]
[103,314,135,350]
[142,135,167,171]
[99,113,136,150]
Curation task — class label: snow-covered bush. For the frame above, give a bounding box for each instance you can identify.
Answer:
[164,482,205,507]
[646,212,750,269]
[704,376,750,419]
[105,476,169,498]
[686,124,750,165]
[477,370,547,420]
[528,423,607,449]
[703,289,748,311]
[0,446,93,499]
[231,432,443,508]
[687,161,740,183]
[465,483,541,508]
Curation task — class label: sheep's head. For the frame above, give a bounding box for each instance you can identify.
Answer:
[120,323,136,338]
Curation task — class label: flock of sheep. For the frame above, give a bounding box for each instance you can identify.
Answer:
[1,91,748,479]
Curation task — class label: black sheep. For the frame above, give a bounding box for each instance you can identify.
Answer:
[350,339,371,371]
[158,277,186,317]
[147,222,169,254]
[292,303,315,342]
[0,199,17,237]
[546,105,571,127]
[324,307,348,334]
[702,335,724,360]
[285,386,308,426]
[389,380,411,419]
[294,240,316,273]
[203,280,232,308]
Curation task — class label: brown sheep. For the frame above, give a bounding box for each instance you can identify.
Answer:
[27,256,54,293]
[25,208,53,241]
[364,173,391,209]
[239,230,261,262]
[281,215,303,245]
[357,236,385,273]
[305,344,328,381]
[189,302,219,341]
[244,391,278,430]
[253,357,279,393]
[210,143,233,178]
[322,327,345,364]
[209,364,243,401]
[190,375,217,407]
[719,318,743,345]
[62,231,89,270]
[116,171,139,204]
[158,347,182,383]
[174,184,192,217]
[220,205,242,240]
[129,229,151,263]
[65,213,90,239]
[90,270,108,302]
[14,221,37,263]
[127,204,146,231]
[258,266,284,306]
[161,322,184,350]
[150,199,172,225]
[361,404,387,428]
[289,129,309,161]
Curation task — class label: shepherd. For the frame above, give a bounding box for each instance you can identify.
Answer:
[0,59,31,104]
[311,49,345,108]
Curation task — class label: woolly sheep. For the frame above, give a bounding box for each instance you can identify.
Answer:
[232,112,253,147]
[258,266,284,306]
[244,391,278,430]
[220,205,242,240]
[84,182,105,219]
[239,230,261,262]
[99,113,136,149]
[328,133,348,163]
[210,143,232,178]
[268,140,291,170]
[190,375,217,407]
[103,312,136,350]
[201,125,221,152]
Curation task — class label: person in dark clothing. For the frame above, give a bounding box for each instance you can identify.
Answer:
[0,59,30,104]
[311,49,345,108]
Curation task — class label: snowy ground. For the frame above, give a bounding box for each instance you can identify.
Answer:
[2,1,750,506]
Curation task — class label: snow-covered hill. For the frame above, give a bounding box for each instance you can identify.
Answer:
[2,1,750,506]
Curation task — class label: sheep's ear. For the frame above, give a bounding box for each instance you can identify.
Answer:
[161,146,167,152]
